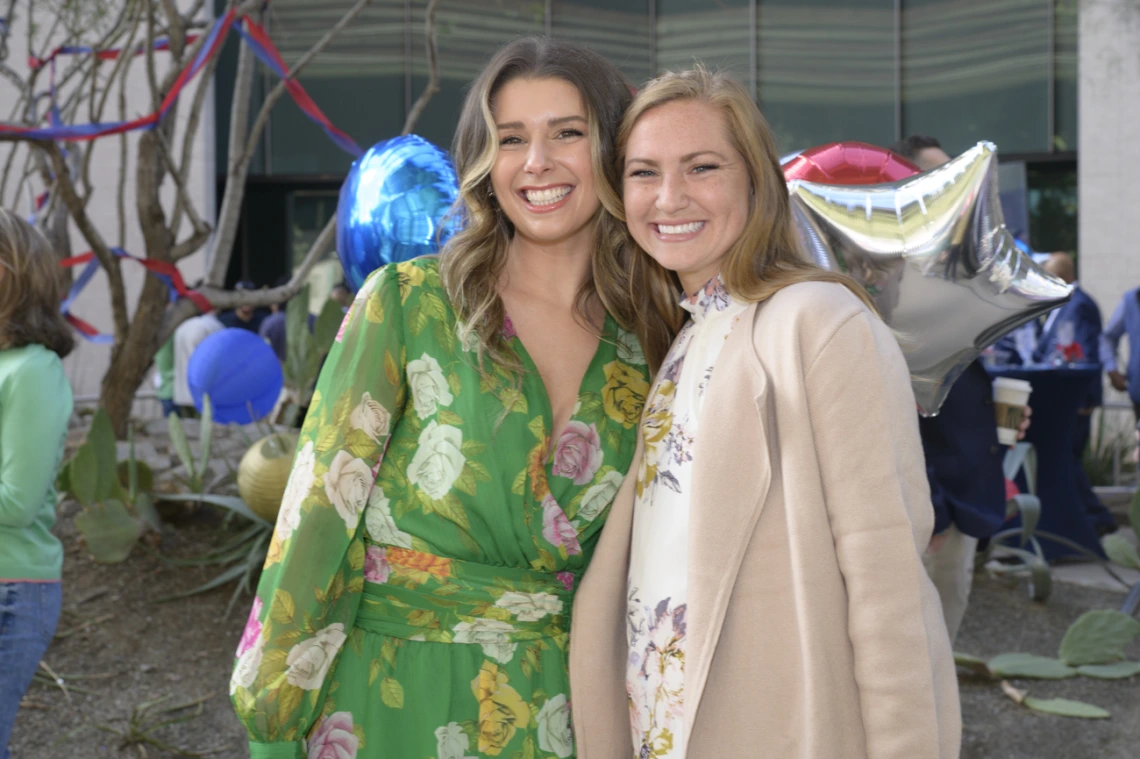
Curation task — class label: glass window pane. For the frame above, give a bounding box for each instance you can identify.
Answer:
[268,0,406,175]
[757,0,896,154]
[1028,162,1077,254]
[552,0,652,85]
[409,0,545,151]
[656,0,750,84]
[901,0,1050,156]
[1054,0,1077,152]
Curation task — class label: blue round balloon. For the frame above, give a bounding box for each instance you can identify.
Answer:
[187,328,283,424]
[336,135,460,291]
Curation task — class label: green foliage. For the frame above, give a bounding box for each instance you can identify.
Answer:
[167,395,215,493]
[1102,533,1140,571]
[283,287,343,424]
[1076,661,1140,679]
[986,653,1076,680]
[1058,610,1140,666]
[57,409,160,563]
[157,493,273,615]
[1022,697,1111,719]
[1081,409,1136,487]
[74,499,143,564]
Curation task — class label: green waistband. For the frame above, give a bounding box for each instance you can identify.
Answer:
[355,544,574,648]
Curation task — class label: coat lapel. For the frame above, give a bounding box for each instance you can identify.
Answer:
[683,303,773,739]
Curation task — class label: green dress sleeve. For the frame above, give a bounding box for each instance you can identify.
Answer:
[231,266,407,758]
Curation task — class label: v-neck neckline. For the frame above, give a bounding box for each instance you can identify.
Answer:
[507,310,614,450]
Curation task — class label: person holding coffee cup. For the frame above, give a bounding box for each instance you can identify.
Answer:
[891,135,1032,644]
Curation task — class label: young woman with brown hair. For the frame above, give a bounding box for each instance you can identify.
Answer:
[570,67,959,759]
[231,38,672,759]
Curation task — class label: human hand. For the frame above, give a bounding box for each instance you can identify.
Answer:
[1109,370,1128,392]
[1016,405,1032,442]
[926,531,949,555]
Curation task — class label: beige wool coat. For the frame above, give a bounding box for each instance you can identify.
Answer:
[569,281,961,759]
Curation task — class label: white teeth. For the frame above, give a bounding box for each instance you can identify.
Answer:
[524,186,572,205]
[657,221,705,235]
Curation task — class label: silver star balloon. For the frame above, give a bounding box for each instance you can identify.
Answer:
[787,141,1071,415]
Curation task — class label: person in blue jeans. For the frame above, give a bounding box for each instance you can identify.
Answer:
[0,210,74,757]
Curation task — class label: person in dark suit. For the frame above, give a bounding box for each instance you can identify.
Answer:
[1032,253,1115,534]
[890,134,1030,642]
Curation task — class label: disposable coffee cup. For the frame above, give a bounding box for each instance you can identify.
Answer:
[993,377,1032,446]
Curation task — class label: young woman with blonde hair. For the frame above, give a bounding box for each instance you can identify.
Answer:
[0,209,74,759]
[232,38,671,758]
[569,67,959,759]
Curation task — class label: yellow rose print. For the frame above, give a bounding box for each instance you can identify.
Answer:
[602,361,650,429]
[396,261,426,303]
[472,661,530,755]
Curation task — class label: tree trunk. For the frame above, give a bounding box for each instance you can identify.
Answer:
[99,276,171,437]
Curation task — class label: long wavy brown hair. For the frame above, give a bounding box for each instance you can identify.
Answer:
[605,66,876,317]
[438,37,681,374]
[0,208,74,358]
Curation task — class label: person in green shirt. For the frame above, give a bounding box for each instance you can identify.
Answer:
[230,38,680,758]
[0,209,74,759]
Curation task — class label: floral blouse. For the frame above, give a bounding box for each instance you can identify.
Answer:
[626,276,747,759]
[230,259,649,759]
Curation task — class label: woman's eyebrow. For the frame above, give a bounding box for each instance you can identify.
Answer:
[496,114,587,130]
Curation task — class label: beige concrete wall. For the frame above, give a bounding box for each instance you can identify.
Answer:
[1080,0,1140,414]
[0,1,216,403]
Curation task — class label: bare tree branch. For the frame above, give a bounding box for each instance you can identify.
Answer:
[206,19,257,286]
[162,214,339,341]
[155,127,209,240]
[170,22,223,237]
[403,0,440,136]
[208,0,373,287]
[238,0,374,168]
[28,140,131,341]
[145,0,160,110]
[170,226,213,262]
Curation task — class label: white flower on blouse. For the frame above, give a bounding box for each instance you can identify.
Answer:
[324,451,373,530]
[576,470,625,523]
[494,591,563,622]
[435,722,477,759]
[276,441,316,541]
[364,486,413,548]
[452,618,517,664]
[407,352,454,419]
[285,623,347,690]
[349,391,391,442]
[229,635,264,695]
[536,693,574,758]
[408,422,465,500]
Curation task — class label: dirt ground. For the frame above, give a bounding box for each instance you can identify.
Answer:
[8,509,1140,758]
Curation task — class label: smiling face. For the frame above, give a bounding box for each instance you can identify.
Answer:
[490,77,600,250]
[623,99,752,295]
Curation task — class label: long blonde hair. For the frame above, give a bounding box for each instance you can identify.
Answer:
[606,66,876,322]
[0,208,74,358]
[438,37,680,374]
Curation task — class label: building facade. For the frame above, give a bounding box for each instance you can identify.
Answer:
[220,0,1082,289]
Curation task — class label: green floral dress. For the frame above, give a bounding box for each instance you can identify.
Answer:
[231,259,650,759]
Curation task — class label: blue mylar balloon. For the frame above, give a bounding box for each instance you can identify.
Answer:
[187,328,283,424]
[336,134,460,291]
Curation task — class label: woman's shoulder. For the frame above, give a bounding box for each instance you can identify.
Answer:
[763,280,869,324]
[751,281,886,368]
